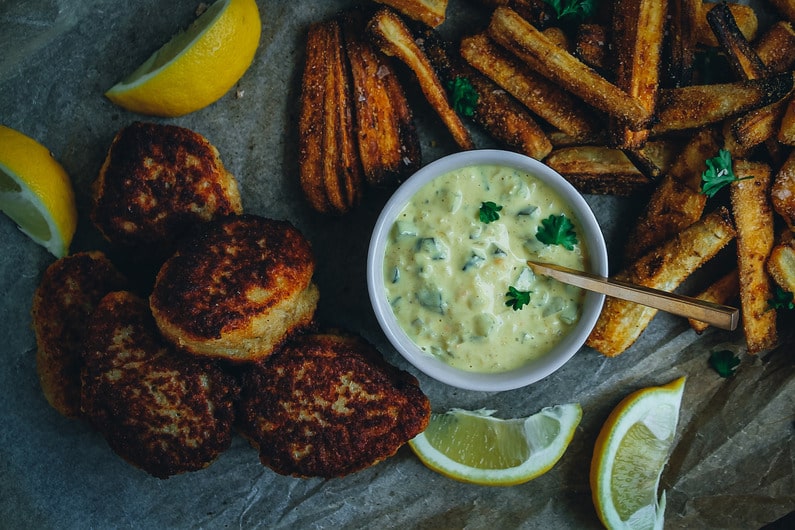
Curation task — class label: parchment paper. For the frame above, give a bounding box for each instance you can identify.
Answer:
[1,1,792,528]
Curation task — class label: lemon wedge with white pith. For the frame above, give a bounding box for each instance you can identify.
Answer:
[590,377,686,530]
[0,125,77,258]
[408,404,582,486]
[105,0,261,117]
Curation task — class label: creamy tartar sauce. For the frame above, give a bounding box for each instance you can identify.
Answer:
[383,164,588,373]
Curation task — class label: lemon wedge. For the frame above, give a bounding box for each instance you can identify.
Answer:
[0,125,77,258]
[105,0,261,117]
[590,376,686,530]
[408,404,582,486]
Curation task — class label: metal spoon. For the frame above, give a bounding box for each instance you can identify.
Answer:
[526,260,739,331]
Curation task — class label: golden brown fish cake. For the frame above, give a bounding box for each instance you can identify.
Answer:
[90,121,243,255]
[81,291,237,479]
[236,331,431,478]
[149,214,320,362]
[31,251,127,417]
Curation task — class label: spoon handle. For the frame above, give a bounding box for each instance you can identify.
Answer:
[527,260,739,331]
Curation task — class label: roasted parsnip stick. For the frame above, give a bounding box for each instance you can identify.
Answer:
[688,269,740,333]
[373,0,448,28]
[769,0,795,23]
[652,72,794,134]
[459,33,600,140]
[487,6,652,129]
[665,0,700,86]
[586,207,736,357]
[368,8,475,150]
[771,150,795,228]
[696,1,758,47]
[778,95,795,145]
[730,160,778,354]
[753,21,795,74]
[767,241,795,294]
[706,2,769,80]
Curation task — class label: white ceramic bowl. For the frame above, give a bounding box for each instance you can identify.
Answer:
[367,149,608,391]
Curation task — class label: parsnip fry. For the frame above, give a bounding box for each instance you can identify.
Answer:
[706,2,769,80]
[420,30,552,160]
[487,7,651,129]
[777,95,795,145]
[586,207,736,357]
[665,0,699,86]
[459,33,599,140]
[373,0,448,28]
[609,0,668,149]
[341,11,421,186]
[688,269,740,333]
[368,8,474,150]
[769,0,795,23]
[730,160,778,354]
[574,23,608,71]
[754,21,795,74]
[298,20,364,214]
[767,242,795,294]
[652,72,794,134]
[771,150,795,228]
[696,1,758,47]
[623,127,719,261]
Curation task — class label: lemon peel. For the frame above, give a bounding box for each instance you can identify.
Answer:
[408,403,582,486]
[105,0,261,117]
[0,125,77,258]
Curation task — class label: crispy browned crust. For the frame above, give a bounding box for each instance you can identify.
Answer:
[149,215,319,362]
[769,0,795,23]
[706,2,769,80]
[767,241,795,293]
[665,0,699,87]
[31,251,128,418]
[418,29,551,160]
[81,291,237,479]
[91,122,242,254]
[586,207,736,357]
[237,331,430,478]
[623,127,719,261]
[688,269,740,333]
[755,21,795,74]
[696,1,758,48]
[772,151,795,228]
[367,7,474,150]
[653,72,794,134]
[779,96,795,145]
[730,161,778,354]
[459,33,600,141]
[574,23,608,71]
[487,7,651,130]
[341,10,421,186]
[373,0,448,27]
[298,19,364,214]
[609,0,667,149]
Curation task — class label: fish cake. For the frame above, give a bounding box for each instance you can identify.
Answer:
[90,121,243,255]
[237,331,431,478]
[31,251,127,417]
[149,214,320,362]
[81,291,237,478]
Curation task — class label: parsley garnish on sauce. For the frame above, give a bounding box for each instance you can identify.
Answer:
[543,0,597,23]
[700,149,751,198]
[447,76,479,117]
[536,214,578,250]
[505,286,531,311]
[479,201,503,223]
[768,286,795,310]
[709,350,740,378]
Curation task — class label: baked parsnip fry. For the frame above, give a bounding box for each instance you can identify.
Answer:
[487,7,651,129]
[706,2,769,80]
[688,269,740,333]
[665,0,699,86]
[623,127,719,261]
[586,207,736,357]
[730,101,789,149]
[460,33,600,140]
[543,141,678,196]
[420,30,552,160]
[373,0,448,28]
[771,150,795,228]
[609,0,667,149]
[767,241,795,293]
[368,8,474,150]
[652,72,794,134]
[298,20,364,214]
[777,95,795,145]
[769,0,795,23]
[341,11,421,186]
[696,1,758,47]
[574,23,608,71]
[730,160,778,354]
[753,21,795,75]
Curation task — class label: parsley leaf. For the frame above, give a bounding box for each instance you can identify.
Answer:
[505,286,531,310]
[768,285,795,310]
[479,201,503,223]
[543,0,597,23]
[447,76,479,117]
[536,214,578,250]
[709,350,740,378]
[700,149,752,198]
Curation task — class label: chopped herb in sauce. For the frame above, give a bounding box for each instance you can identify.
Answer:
[505,286,531,310]
[536,214,578,250]
[479,201,503,224]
